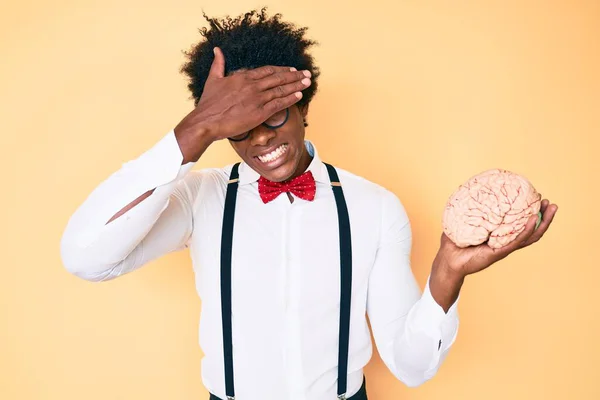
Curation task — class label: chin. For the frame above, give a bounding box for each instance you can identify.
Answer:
[260,160,298,182]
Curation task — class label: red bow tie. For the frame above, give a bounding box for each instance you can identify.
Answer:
[258,171,316,204]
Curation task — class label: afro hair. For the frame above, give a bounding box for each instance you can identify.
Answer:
[180,8,320,107]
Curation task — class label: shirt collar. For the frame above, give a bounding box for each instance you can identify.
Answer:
[238,140,329,185]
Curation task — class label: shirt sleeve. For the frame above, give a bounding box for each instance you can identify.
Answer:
[366,189,459,387]
[60,130,201,282]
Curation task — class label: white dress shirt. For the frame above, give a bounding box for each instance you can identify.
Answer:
[60,130,459,400]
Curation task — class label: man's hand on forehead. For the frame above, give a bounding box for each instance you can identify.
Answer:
[174,47,312,162]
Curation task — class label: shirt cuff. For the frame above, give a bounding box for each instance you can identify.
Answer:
[124,129,188,189]
[403,276,460,374]
[409,275,459,337]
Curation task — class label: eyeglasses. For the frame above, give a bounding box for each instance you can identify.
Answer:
[228,108,290,142]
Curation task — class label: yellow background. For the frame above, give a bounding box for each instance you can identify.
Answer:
[2,0,598,399]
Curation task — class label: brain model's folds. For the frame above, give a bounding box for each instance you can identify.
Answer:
[442,169,542,249]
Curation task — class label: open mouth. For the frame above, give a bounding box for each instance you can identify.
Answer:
[255,143,289,165]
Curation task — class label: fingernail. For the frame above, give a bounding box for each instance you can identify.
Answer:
[535,212,542,229]
[301,78,311,86]
[290,67,297,71]
[295,92,302,99]
[303,70,311,78]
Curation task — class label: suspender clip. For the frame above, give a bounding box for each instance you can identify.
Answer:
[337,393,347,400]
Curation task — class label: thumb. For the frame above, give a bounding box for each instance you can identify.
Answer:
[208,46,225,79]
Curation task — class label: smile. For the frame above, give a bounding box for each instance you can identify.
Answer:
[256,144,289,163]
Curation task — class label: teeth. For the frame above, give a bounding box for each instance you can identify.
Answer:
[258,144,288,163]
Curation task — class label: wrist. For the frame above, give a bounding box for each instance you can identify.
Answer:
[429,256,465,313]
[174,121,216,164]
[432,253,466,284]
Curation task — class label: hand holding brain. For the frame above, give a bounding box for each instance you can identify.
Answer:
[442,169,543,249]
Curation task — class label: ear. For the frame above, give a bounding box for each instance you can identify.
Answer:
[299,103,309,118]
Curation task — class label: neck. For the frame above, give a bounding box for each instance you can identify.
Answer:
[287,145,313,181]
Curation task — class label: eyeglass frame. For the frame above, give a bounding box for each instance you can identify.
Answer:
[228,108,290,142]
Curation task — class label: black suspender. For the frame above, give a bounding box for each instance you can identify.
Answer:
[324,163,353,400]
[221,163,240,400]
[220,162,353,400]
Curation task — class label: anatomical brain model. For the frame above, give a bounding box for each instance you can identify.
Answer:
[442,169,542,249]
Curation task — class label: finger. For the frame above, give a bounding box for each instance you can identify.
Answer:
[522,203,558,247]
[246,65,298,80]
[261,77,311,103]
[263,91,303,115]
[208,47,225,79]
[255,70,311,91]
[539,199,549,214]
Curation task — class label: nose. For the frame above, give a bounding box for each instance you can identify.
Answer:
[249,126,277,147]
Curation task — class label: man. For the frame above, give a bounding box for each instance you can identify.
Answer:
[60,9,557,400]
